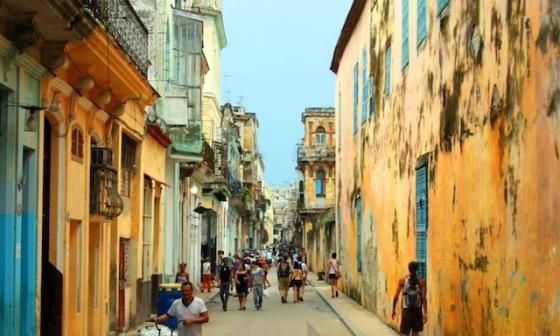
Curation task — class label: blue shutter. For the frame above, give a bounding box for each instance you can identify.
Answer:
[437,0,449,15]
[369,76,374,116]
[353,63,359,133]
[384,46,391,96]
[416,165,428,279]
[362,48,368,123]
[417,0,427,47]
[402,0,410,69]
[356,196,362,272]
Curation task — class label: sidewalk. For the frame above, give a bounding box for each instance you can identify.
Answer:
[122,289,219,335]
[307,272,397,336]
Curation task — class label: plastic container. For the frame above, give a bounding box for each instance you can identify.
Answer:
[157,283,182,329]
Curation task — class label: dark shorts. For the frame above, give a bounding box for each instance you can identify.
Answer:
[291,280,302,288]
[328,273,337,279]
[236,283,248,295]
[400,308,423,334]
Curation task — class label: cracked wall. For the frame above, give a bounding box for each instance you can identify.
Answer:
[335,0,560,334]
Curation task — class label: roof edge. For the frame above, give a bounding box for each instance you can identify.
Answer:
[330,0,367,73]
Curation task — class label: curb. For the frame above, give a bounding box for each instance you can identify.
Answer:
[313,287,359,336]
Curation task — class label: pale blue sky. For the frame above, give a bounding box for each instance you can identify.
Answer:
[221,0,351,186]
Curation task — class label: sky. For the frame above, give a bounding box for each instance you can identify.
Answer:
[221,0,352,186]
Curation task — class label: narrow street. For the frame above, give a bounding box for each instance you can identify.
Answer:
[204,268,351,336]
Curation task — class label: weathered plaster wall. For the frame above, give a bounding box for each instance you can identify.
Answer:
[337,0,560,334]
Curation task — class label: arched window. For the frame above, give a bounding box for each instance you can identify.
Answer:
[71,126,84,163]
[315,169,325,197]
[315,126,326,145]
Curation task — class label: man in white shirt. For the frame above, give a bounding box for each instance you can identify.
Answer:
[147,281,209,336]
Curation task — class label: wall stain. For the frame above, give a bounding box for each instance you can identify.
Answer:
[548,89,560,117]
[440,68,464,152]
[506,166,520,238]
[391,209,399,258]
[491,7,503,64]
[536,0,560,53]
[555,141,559,160]
[459,253,489,272]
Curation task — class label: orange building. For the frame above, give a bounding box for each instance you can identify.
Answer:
[333,0,560,334]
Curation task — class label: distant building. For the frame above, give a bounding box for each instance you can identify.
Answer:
[296,108,336,273]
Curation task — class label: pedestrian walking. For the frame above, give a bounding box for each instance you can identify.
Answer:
[297,256,308,301]
[290,262,304,303]
[235,264,249,310]
[146,281,209,336]
[262,259,271,288]
[392,261,427,336]
[327,252,341,298]
[250,261,265,310]
[277,254,291,303]
[176,263,189,283]
[218,258,231,311]
[201,257,212,293]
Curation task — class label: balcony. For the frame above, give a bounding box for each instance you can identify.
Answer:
[82,0,149,76]
[297,143,335,163]
[201,140,215,174]
[90,148,123,219]
[168,120,203,161]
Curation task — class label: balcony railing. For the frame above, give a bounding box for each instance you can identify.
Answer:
[297,144,335,162]
[90,148,123,218]
[82,0,149,76]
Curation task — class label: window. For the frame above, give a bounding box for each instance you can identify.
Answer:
[71,127,84,162]
[437,0,449,15]
[315,126,326,145]
[402,0,410,69]
[143,177,153,280]
[369,76,374,116]
[416,163,428,279]
[355,195,362,272]
[417,0,427,47]
[315,169,325,197]
[361,48,368,124]
[353,63,359,133]
[120,133,136,197]
[385,45,392,96]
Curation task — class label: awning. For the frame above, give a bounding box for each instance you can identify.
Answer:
[144,172,172,187]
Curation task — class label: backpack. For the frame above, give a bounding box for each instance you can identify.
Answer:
[403,277,422,308]
[278,261,290,277]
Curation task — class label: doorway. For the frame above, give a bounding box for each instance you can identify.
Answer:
[41,120,63,336]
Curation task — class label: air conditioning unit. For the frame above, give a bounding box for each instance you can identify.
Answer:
[91,147,113,166]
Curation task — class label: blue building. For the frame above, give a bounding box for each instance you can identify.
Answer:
[0,36,45,335]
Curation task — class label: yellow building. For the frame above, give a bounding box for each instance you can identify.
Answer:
[333,0,560,334]
[296,108,336,273]
[38,4,164,335]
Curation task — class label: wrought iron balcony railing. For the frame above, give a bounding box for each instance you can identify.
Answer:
[90,148,123,218]
[82,0,149,76]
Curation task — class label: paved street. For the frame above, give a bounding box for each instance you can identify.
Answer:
[203,268,351,336]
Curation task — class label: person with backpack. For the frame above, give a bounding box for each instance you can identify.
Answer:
[392,261,427,336]
[277,254,291,303]
[218,258,232,311]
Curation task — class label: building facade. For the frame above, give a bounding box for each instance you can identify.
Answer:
[333,0,560,334]
[296,108,336,273]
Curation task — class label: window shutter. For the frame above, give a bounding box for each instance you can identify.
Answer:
[437,0,449,15]
[417,0,427,47]
[362,48,368,123]
[402,0,410,69]
[416,165,428,279]
[385,46,391,96]
[353,63,359,133]
[369,76,374,116]
[356,196,362,272]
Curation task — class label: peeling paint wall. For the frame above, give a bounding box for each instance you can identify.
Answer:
[335,0,560,334]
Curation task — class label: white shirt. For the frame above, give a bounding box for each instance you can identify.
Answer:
[167,297,208,336]
[202,262,211,275]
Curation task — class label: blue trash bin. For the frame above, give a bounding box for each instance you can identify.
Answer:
[158,284,182,329]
